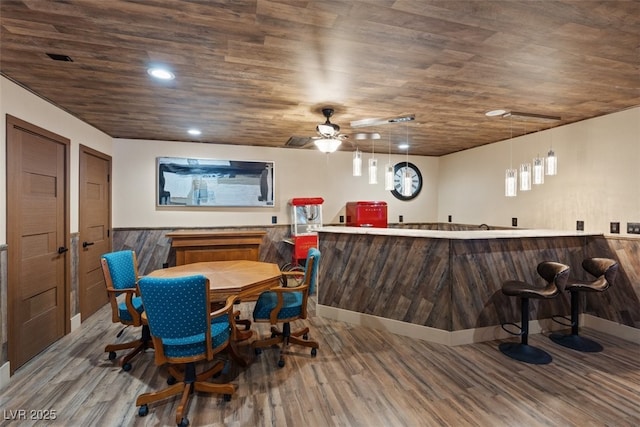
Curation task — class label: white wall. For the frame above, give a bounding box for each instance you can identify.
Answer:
[113,139,440,228]
[0,76,113,242]
[438,107,640,233]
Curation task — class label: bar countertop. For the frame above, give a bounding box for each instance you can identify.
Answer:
[318,225,601,240]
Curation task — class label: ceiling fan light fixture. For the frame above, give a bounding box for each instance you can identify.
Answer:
[314,138,341,153]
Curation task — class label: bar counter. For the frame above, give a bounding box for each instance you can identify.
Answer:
[316,225,604,345]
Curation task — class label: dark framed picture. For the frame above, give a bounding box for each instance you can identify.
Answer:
[157,157,275,207]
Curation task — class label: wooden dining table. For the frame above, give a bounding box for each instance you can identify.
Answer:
[147,259,282,302]
[146,260,282,366]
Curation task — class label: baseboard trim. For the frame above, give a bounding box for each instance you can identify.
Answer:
[0,362,10,390]
[317,305,638,346]
[582,314,640,343]
[71,313,82,332]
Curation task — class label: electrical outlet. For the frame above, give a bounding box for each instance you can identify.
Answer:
[627,222,640,234]
[610,222,620,234]
[448,215,452,223]
[512,218,517,227]
[576,220,584,231]
[271,216,277,224]
[339,215,344,223]
[399,215,404,223]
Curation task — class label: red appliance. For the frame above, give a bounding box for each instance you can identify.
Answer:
[346,201,388,228]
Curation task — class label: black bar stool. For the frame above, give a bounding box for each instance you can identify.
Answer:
[550,258,618,352]
[500,261,570,364]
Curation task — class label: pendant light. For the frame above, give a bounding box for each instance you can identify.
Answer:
[402,123,412,197]
[353,148,362,176]
[519,162,532,191]
[368,139,377,184]
[505,115,517,197]
[519,121,531,191]
[533,155,545,185]
[384,131,394,191]
[546,130,557,175]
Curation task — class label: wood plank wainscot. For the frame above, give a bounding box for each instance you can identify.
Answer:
[317,226,610,346]
[166,230,266,265]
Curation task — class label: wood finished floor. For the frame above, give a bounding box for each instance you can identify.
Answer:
[1,298,639,427]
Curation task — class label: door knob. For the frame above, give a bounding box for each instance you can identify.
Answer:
[82,241,95,248]
[57,246,69,254]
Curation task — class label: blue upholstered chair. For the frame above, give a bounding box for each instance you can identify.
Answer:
[135,274,235,427]
[101,250,152,371]
[252,247,320,368]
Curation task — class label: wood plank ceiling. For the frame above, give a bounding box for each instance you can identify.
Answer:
[1,0,639,156]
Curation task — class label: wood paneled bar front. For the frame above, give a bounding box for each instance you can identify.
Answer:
[316,226,614,346]
[166,230,267,265]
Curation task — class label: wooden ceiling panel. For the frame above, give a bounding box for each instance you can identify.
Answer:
[1,0,638,156]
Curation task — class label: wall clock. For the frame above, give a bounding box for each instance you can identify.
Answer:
[391,162,422,201]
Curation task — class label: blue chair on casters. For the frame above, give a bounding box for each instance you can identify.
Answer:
[252,247,320,368]
[550,258,618,352]
[101,250,152,371]
[500,261,570,364]
[136,274,236,427]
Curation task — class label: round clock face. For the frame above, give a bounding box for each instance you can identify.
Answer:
[391,162,422,200]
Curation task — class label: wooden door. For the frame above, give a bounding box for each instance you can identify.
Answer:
[6,115,70,374]
[79,145,112,320]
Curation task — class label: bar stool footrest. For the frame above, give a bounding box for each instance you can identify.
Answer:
[501,322,524,336]
[551,314,573,327]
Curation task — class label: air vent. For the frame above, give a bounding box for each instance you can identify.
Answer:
[46,53,73,62]
[285,136,313,147]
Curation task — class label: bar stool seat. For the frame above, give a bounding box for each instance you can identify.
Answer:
[500,261,570,364]
[550,258,618,352]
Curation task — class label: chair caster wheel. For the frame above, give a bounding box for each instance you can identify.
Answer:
[278,359,285,368]
[167,375,176,385]
[178,417,189,427]
[254,348,262,355]
[138,405,148,417]
[122,362,132,372]
[303,333,308,340]
[311,348,317,357]
[224,394,232,402]
[108,351,117,360]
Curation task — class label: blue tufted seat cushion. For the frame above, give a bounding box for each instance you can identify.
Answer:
[253,290,303,321]
[162,318,231,358]
[118,296,144,322]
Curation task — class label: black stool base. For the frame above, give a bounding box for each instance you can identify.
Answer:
[499,342,552,364]
[549,333,603,352]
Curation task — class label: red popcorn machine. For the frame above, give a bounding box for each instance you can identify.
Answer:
[346,201,388,228]
[287,197,324,265]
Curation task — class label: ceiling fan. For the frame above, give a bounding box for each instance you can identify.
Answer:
[285,107,349,152]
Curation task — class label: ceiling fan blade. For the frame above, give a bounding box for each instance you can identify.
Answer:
[350,114,415,128]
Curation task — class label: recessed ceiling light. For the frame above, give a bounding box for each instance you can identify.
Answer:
[147,67,175,80]
[187,129,201,136]
[398,143,409,150]
[485,109,507,117]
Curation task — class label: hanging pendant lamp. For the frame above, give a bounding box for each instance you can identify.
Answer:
[505,116,517,197]
[353,149,362,176]
[533,155,545,185]
[368,138,377,184]
[385,131,394,190]
[519,162,532,191]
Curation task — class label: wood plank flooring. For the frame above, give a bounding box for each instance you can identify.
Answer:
[1,298,638,427]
